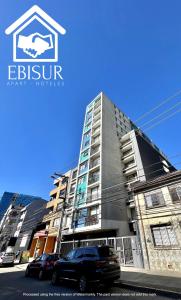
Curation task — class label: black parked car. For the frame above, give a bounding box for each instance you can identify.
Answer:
[51,246,120,292]
[25,253,60,280]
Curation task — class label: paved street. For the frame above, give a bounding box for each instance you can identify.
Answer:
[0,265,179,300]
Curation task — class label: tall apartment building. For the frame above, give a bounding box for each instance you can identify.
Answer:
[60,92,175,245]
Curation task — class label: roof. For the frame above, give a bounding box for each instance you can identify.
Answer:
[132,170,181,193]
[5,5,66,35]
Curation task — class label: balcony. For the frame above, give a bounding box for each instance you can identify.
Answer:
[92,118,101,128]
[92,126,100,137]
[94,100,101,110]
[93,112,101,123]
[49,187,59,197]
[86,192,101,203]
[121,139,131,149]
[126,173,138,185]
[85,215,99,226]
[94,105,101,116]
[122,148,133,159]
[91,136,100,146]
[89,158,100,170]
[124,161,136,170]
[88,174,100,186]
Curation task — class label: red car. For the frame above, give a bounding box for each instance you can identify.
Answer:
[25,253,60,280]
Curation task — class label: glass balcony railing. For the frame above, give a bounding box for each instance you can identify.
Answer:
[88,174,100,185]
[86,192,101,203]
[91,146,100,156]
[89,159,100,169]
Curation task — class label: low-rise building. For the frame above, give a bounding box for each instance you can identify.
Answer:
[133,170,181,272]
[29,170,74,257]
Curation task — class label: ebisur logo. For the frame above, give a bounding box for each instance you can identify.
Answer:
[5,5,66,62]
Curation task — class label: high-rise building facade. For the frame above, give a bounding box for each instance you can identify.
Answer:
[61,92,175,243]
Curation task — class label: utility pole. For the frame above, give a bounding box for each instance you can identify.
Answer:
[51,173,69,254]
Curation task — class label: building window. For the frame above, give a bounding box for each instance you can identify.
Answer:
[151,224,177,247]
[91,187,100,200]
[53,218,60,227]
[67,197,73,206]
[57,203,62,211]
[169,185,181,203]
[144,189,165,208]
[59,189,66,198]
[70,184,76,193]
[72,170,77,179]
[78,175,86,185]
[79,161,88,175]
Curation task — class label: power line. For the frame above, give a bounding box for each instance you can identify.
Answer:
[135,89,181,123]
[143,107,181,132]
[140,101,181,128]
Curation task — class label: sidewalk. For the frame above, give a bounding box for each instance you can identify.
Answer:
[120,266,181,295]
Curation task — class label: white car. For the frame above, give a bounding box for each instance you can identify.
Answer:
[0,252,15,266]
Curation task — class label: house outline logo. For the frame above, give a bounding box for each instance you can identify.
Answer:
[5,5,66,62]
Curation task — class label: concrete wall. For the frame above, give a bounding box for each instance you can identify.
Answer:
[136,134,175,180]
[101,95,131,236]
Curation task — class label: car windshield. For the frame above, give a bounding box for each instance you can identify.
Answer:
[98,247,116,257]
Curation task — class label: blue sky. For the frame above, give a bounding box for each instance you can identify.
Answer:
[0,0,180,200]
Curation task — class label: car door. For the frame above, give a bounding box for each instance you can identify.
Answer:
[59,249,76,279]
[68,248,85,280]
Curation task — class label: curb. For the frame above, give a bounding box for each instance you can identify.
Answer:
[118,280,181,298]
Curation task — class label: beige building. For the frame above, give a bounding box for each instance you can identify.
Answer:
[133,170,181,272]
[30,171,71,257]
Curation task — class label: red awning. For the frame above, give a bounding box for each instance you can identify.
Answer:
[34,230,48,238]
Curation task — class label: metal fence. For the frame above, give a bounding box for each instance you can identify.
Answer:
[60,235,143,268]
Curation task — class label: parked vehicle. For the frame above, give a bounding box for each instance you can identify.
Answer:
[0,252,15,266]
[25,253,60,280]
[51,246,120,292]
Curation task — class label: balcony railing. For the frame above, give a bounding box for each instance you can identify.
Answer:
[91,146,100,156]
[89,159,100,169]
[124,162,135,170]
[85,215,99,226]
[88,174,100,185]
[92,137,100,145]
[122,149,133,157]
[121,139,131,147]
[86,193,101,203]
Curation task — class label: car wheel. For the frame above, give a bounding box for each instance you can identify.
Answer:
[51,271,59,286]
[25,267,30,277]
[79,275,88,293]
[38,269,44,280]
